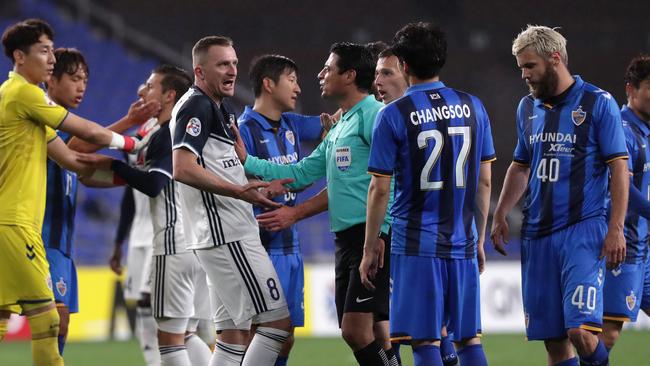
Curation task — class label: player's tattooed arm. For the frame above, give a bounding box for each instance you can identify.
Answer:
[475,162,492,273]
[602,158,629,269]
[490,162,530,256]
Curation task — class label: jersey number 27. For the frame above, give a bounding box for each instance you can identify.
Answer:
[418,127,471,190]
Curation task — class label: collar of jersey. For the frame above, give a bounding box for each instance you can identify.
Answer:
[240,105,290,131]
[533,75,584,108]
[7,71,28,84]
[622,105,650,136]
[341,95,377,121]
[404,81,446,97]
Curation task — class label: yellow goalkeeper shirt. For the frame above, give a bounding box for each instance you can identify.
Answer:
[0,71,68,232]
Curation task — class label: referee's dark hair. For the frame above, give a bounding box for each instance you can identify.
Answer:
[2,18,54,63]
[192,35,233,66]
[153,64,192,103]
[249,54,298,98]
[624,55,650,89]
[330,42,375,93]
[391,22,447,80]
[52,48,89,80]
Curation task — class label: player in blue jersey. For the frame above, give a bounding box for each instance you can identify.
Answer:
[361,22,494,366]
[237,54,322,366]
[600,55,650,352]
[491,26,629,366]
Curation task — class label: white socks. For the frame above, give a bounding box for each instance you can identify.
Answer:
[212,341,246,366]
[160,345,191,366]
[242,327,289,366]
[137,306,161,366]
[185,333,212,366]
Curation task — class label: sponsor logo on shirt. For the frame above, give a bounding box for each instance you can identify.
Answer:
[221,157,241,169]
[186,117,201,137]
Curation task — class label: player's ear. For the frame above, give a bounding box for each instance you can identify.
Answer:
[345,69,357,86]
[625,82,635,100]
[195,66,205,81]
[262,77,274,94]
[164,89,176,105]
[12,49,25,65]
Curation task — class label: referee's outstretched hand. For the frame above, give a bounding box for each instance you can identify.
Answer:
[238,181,283,210]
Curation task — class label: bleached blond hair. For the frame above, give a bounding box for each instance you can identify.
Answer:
[512,25,568,65]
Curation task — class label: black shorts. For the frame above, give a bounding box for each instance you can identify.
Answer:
[334,223,390,326]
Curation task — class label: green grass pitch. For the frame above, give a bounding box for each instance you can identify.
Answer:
[1,331,649,365]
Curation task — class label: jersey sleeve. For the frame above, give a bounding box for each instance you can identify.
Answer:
[16,84,68,129]
[478,101,497,162]
[45,126,58,143]
[243,137,327,189]
[512,99,530,166]
[624,126,636,172]
[237,122,257,156]
[171,96,213,156]
[595,94,628,163]
[368,107,397,176]
[145,125,173,178]
[285,113,323,142]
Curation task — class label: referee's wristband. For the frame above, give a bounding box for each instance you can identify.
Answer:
[378,231,390,243]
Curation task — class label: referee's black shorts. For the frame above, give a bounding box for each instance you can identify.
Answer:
[334,223,390,326]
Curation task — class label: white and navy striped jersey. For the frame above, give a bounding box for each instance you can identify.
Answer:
[142,122,187,255]
[170,86,258,250]
[127,118,157,249]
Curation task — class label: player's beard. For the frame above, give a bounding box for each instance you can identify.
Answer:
[527,62,559,100]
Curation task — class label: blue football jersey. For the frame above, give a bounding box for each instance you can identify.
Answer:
[513,76,628,239]
[620,105,650,263]
[42,131,77,257]
[368,81,496,259]
[237,106,321,254]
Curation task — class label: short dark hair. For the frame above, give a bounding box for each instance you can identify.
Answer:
[2,18,54,63]
[192,35,233,65]
[330,42,375,93]
[153,64,192,103]
[624,55,650,88]
[52,48,89,80]
[378,47,395,59]
[249,54,298,97]
[392,22,447,79]
[365,41,388,62]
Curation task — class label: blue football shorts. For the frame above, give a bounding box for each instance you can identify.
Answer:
[45,248,79,313]
[270,253,304,327]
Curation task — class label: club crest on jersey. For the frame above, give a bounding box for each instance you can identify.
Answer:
[285,130,295,146]
[56,277,67,296]
[186,117,201,137]
[571,106,586,126]
[626,291,636,311]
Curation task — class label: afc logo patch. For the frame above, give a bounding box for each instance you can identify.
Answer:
[186,117,201,137]
[56,277,67,297]
[626,291,636,311]
[285,130,295,146]
[571,106,587,126]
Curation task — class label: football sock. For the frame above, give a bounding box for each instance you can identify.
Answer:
[137,306,161,366]
[27,308,63,366]
[213,340,246,366]
[275,355,289,366]
[353,340,390,366]
[440,336,458,366]
[579,340,609,366]
[555,357,579,366]
[392,342,402,365]
[413,345,443,366]
[185,333,212,366]
[159,345,191,366]
[385,347,400,366]
[57,334,66,355]
[0,317,8,342]
[243,327,289,366]
[457,344,488,366]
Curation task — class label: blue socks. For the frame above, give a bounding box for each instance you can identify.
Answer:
[440,336,458,366]
[555,357,579,366]
[579,340,609,366]
[457,344,488,366]
[413,345,443,366]
[275,355,288,366]
[58,334,66,355]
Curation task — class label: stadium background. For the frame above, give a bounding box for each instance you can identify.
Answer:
[1,0,650,364]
